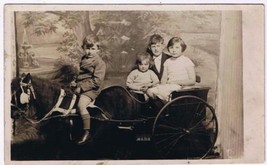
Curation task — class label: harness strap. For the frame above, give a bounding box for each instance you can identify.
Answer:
[29,85,36,100]
[69,94,77,110]
[20,81,30,93]
[11,103,26,113]
[20,88,112,124]
[45,89,79,115]
[54,89,65,108]
[20,83,25,93]
[24,89,72,124]
[49,107,76,116]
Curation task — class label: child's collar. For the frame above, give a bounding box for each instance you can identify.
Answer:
[84,54,94,59]
[153,53,162,59]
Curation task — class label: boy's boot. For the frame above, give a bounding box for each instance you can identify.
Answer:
[77,114,91,145]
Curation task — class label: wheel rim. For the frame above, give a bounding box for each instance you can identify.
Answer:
[152,96,218,159]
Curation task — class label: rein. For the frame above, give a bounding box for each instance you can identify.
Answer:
[20,88,78,125]
[13,83,111,125]
[104,86,149,104]
[13,81,149,126]
[126,90,150,104]
[11,78,68,125]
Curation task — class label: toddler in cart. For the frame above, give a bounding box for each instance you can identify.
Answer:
[126,52,159,101]
[147,37,196,102]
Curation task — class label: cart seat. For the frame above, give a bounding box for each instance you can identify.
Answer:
[170,86,210,102]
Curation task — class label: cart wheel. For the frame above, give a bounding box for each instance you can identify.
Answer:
[152,96,218,159]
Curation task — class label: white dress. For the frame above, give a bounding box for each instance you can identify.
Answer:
[148,55,195,101]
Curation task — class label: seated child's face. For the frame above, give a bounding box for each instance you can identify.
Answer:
[150,43,164,57]
[84,44,99,57]
[168,42,183,58]
[138,60,150,72]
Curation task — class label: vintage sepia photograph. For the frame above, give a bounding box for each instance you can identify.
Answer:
[4,4,264,164]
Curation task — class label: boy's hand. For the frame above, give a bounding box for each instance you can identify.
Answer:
[140,86,148,92]
[75,87,81,94]
[70,80,77,88]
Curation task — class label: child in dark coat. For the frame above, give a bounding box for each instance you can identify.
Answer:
[75,35,106,145]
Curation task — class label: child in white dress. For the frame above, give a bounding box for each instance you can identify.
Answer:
[147,37,196,101]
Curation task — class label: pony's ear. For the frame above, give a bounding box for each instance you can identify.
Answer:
[21,73,31,83]
[25,73,31,80]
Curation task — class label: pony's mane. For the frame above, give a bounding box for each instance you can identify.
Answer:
[53,64,78,84]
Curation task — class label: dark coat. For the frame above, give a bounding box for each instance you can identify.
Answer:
[77,54,106,100]
[150,52,170,81]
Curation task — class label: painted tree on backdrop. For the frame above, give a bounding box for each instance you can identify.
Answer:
[21,11,165,72]
[21,11,219,73]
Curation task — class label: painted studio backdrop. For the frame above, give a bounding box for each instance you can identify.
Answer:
[10,10,244,160]
[14,11,219,103]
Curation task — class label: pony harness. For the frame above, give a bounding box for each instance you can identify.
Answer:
[44,89,77,117]
[44,89,97,118]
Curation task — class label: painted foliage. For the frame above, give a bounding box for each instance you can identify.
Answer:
[15,11,220,104]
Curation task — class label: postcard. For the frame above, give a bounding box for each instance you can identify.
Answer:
[4,4,264,164]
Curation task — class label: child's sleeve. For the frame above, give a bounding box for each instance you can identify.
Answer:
[126,70,140,91]
[93,60,106,87]
[150,70,159,86]
[80,60,106,92]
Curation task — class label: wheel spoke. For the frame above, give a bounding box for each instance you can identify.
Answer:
[191,131,211,137]
[190,114,217,133]
[168,105,186,126]
[153,96,218,159]
[155,133,181,145]
[165,134,186,156]
[203,116,216,127]
[158,116,180,129]
[195,124,206,131]
[189,116,206,130]
[155,123,183,132]
[187,102,203,127]
[154,132,183,137]
[158,133,186,156]
[192,121,216,132]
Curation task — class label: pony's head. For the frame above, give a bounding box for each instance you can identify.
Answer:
[10,73,71,147]
[11,73,37,119]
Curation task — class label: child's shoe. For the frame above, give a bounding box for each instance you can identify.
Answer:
[77,130,91,145]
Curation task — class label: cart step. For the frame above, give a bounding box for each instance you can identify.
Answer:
[117,126,133,130]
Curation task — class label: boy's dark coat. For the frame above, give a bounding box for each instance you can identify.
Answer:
[150,52,170,81]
